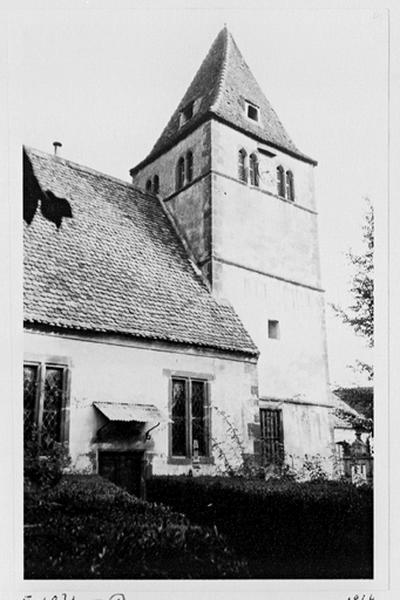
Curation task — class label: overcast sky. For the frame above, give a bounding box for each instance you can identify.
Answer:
[11,7,388,387]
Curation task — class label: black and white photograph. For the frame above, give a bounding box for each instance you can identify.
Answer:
[1,2,397,599]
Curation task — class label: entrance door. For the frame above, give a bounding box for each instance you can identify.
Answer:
[98,451,144,497]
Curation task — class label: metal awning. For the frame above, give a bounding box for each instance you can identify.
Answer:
[93,402,168,423]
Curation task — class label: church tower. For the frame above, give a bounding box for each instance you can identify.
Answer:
[130,27,334,466]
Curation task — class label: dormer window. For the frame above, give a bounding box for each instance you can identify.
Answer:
[246,101,259,122]
[180,101,195,127]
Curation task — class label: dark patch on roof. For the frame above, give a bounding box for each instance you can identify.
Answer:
[24,150,73,228]
[23,147,258,357]
[131,27,316,174]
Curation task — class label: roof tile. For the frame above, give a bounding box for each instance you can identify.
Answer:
[24,147,258,356]
[131,26,315,174]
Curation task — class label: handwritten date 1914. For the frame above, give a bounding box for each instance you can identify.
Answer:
[347,595,375,600]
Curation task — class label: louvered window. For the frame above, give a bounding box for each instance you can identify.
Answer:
[277,165,285,197]
[260,408,284,465]
[249,153,259,187]
[170,377,210,459]
[23,360,69,448]
[176,157,185,190]
[286,170,295,202]
[153,174,159,195]
[238,149,247,183]
[186,151,193,183]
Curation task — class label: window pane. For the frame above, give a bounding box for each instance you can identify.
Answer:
[24,365,38,443]
[191,381,207,456]
[171,379,187,456]
[42,366,64,446]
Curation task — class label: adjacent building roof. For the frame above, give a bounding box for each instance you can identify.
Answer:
[331,393,370,430]
[333,387,373,421]
[23,146,258,357]
[130,26,316,175]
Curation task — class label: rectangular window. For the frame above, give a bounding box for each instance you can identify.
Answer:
[23,360,69,449]
[268,320,280,339]
[260,408,284,465]
[170,377,210,460]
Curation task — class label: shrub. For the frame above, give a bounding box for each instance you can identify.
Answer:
[24,427,71,490]
[24,475,248,579]
[147,475,373,578]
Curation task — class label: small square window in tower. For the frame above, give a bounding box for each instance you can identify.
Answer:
[268,320,280,339]
[246,102,259,122]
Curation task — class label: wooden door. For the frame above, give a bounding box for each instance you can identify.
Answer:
[98,451,144,497]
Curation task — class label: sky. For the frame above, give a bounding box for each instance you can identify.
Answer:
[9,6,388,387]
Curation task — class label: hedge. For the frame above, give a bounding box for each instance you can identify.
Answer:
[147,476,373,578]
[24,475,248,579]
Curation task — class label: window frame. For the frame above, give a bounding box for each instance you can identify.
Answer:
[23,356,71,448]
[245,101,260,123]
[168,376,211,464]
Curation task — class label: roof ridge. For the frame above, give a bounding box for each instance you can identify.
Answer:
[24,145,155,201]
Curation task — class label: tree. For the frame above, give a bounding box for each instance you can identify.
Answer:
[332,198,374,379]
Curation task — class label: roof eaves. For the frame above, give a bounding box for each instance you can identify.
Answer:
[130,112,317,177]
[24,317,259,358]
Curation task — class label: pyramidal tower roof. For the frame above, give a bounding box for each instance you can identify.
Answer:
[131,27,316,174]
